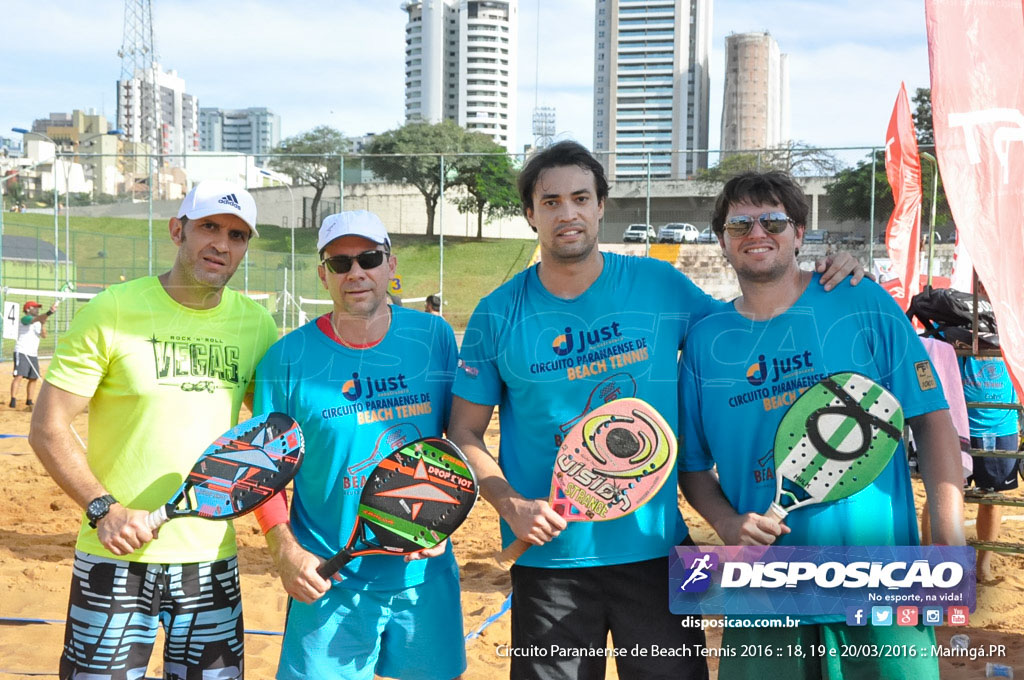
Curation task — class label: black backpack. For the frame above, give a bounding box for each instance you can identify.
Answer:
[906,287,1000,349]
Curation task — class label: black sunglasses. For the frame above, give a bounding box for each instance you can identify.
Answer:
[321,249,388,274]
[724,212,793,237]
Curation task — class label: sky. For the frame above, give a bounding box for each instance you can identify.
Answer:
[1,0,931,167]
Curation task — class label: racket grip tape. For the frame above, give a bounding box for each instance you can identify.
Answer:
[317,550,354,579]
[494,538,531,571]
[766,502,789,523]
[146,506,169,531]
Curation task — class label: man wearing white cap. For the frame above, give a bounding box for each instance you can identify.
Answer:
[252,210,466,679]
[30,180,278,679]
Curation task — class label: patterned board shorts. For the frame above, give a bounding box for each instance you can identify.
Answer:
[60,550,244,680]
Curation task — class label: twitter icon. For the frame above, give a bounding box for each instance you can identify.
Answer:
[872,606,893,626]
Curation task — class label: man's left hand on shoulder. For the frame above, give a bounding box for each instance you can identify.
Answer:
[814,252,873,291]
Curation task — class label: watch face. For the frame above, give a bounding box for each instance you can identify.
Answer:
[87,496,112,520]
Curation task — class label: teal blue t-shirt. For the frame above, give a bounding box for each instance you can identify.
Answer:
[454,252,718,568]
[254,307,458,591]
[679,275,948,550]
[680,276,949,624]
[959,356,1019,437]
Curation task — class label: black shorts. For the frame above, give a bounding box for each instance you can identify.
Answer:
[12,352,40,379]
[969,434,1021,491]
[509,544,708,680]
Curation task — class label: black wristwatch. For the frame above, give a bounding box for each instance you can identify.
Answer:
[86,494,117,528]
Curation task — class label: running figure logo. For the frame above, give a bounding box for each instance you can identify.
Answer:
[679,553,719,593]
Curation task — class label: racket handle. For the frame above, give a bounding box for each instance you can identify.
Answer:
[766,502,789,523]
[317,550,354,579]
[494,538,531,570]
[146,506,168,531]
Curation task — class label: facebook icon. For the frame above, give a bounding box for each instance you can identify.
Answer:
[846,607,867,626]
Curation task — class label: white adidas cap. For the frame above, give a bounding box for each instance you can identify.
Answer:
[176,180,259,237]
[317,210,391,252]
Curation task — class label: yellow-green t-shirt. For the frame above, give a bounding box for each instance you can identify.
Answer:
[46,276,278,563]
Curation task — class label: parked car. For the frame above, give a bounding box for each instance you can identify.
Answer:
[801,229,830,244]
[657,222,699,243]
[697,227,716,243]
[622,223,656,243]
[840,232,867,246]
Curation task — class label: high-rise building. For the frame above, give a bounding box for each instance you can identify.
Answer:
[594,0,712,179]
[720,31,790,152]
[199,107,281,165]
[117,63,199,165]
[402,0,518,149]
[27,110,121,195]
[31,110,109,149]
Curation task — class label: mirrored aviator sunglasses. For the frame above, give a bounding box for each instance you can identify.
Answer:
[724,212,793,237]
[321,249,387,274]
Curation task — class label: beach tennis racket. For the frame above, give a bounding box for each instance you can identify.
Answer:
[146,412,305,530]
[497,397,677,567]
[317,437,478,578]
[347,422,422,475]
[766,372,904,522]
[558,372,638,433]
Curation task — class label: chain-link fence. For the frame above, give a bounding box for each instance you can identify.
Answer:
[0,144,952,349]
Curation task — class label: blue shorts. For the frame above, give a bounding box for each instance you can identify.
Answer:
[278,563,466,680]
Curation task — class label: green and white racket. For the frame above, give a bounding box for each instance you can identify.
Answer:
[766,372,904,521]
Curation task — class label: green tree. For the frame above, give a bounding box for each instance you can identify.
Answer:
[269,126,348,228]
[364,121,471,237]
[912,87,933,146]
[454,135,520,239]
[825,150,891,223]
[697,141,840,190]
[825,148,951,227]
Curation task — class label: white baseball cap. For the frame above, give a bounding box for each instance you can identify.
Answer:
[317,210,391,252]
[176,180,259,237]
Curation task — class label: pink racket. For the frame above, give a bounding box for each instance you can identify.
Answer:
[496,397,676,568]
[558,372,638,434]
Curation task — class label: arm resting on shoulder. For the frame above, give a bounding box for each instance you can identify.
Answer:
[814,251,870,290]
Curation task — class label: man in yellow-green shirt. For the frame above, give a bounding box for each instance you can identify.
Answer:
[29,180,277,680]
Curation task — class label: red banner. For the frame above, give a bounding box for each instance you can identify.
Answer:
[925,0,1024,397]
[884,83,923,311]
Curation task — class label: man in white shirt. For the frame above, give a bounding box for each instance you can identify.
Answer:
[10,300,55,408]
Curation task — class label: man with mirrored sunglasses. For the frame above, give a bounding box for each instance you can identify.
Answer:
[252,210,465,680]
[678,171,964,679]
[723,211,794,236]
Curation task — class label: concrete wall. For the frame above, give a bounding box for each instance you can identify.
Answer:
[604,242,957,302]
[69,182,538,240]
